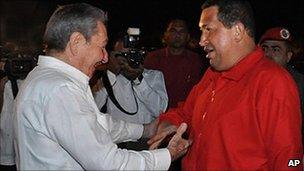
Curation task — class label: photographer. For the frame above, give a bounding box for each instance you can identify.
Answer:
[93,30,168,150]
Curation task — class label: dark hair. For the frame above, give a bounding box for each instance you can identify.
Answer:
[202,0,255,38]
[108,31,126,51]
[165,19,189,33]
[43,3,107,53]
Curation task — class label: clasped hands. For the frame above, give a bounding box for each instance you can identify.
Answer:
[144,119,192,161]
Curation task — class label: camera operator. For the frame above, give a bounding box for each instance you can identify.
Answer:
[93,30,168,150]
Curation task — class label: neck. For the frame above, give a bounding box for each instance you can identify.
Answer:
[48,51,92,77]
[47,51,70,64]
[232,39,256,65]
[167,46,185,55]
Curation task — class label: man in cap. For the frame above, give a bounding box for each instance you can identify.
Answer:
[259,26,304,147]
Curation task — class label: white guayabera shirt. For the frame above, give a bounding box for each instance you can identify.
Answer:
[94,70,168,124]
[13,56,171,170]
[0,80,23,165]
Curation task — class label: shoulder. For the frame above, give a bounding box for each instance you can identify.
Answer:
[36,70,75,88]
[144,49,166,69]
[287,66,304,83]
[255,57,291,80]
[184,49,205,67]
[147,48,165,57]
[185,49,202,60]
[251,58,299,96]
[21,68,80,98]
[143,68,162,74]
[143,69,164,78]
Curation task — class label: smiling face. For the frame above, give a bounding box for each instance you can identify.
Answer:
[199,6,237,71]
[78,22,108,77]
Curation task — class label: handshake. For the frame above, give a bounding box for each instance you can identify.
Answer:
[143,119,192,161]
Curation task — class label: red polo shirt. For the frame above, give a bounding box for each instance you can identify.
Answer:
[160,47,303,170]
[144,48,206,108]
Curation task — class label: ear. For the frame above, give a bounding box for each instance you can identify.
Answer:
[186,33,191,42]
[232,22,245,42]
[68,32,86,56]
[162,32,169,44]
[286,51,293,63]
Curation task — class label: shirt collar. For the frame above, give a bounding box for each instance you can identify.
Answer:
[210,47,264,81]
[38,55,90,90]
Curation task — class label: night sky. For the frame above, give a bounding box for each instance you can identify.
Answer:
[0,0,303,50]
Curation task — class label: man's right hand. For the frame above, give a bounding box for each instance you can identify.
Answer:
[147,121,177,150]
[148,122,192,161]
[167,123,192,161]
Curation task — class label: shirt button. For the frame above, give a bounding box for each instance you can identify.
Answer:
[198,133,202,137]
[202,112,207,120]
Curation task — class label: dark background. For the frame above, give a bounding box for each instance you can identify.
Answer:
[0,0,303,54]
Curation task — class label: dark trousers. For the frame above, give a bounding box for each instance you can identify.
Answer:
[0,164,16,171]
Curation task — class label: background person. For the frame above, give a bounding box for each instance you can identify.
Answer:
[144,19,206,108]
[259,26,304,148]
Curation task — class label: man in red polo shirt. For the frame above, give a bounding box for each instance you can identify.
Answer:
[148,0,303,170]
[144,19,206,108]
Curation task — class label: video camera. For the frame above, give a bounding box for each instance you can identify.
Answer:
[0,46,37,80]
[115,28,146,69]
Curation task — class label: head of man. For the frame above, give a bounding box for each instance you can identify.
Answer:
[199,0,256,71]
[43,3,108,77]
[259,27,294,67]
[163,19,190,50]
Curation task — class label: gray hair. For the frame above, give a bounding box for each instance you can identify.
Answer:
[43,3,107,53]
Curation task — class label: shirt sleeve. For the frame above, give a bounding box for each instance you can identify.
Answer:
[97,112,144,143]
[44,85,171,170]
[133,70,168,117]
[257,70,303,170]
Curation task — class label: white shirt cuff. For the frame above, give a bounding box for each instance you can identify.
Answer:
[151,148,171,170]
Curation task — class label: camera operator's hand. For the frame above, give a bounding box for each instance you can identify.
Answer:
[118,57,144,81]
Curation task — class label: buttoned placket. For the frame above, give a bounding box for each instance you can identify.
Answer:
[202,89,216,120]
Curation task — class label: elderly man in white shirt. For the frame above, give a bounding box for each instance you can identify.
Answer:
[13,3,191,170]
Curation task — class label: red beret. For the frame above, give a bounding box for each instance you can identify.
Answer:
[259,27,292,44]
